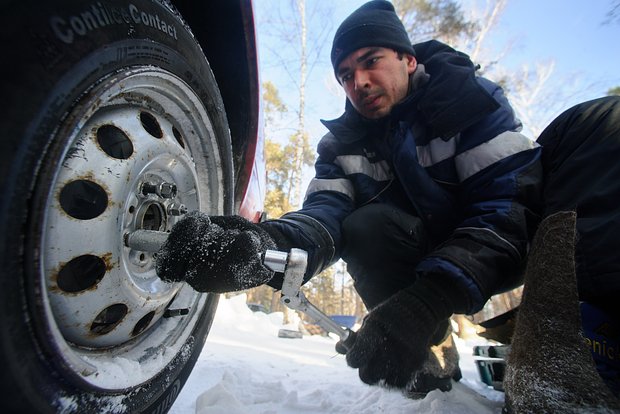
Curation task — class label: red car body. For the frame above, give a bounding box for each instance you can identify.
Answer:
[174,0,266,222]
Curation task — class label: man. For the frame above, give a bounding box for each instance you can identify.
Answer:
[156,0,542,395]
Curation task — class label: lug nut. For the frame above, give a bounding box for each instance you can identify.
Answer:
[168,203,188,216]
[141,181,177,199]
[159,182,177,199]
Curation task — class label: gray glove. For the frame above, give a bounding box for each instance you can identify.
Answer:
[155,211,277,293]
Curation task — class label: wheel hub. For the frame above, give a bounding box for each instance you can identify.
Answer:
[44,105,193,348]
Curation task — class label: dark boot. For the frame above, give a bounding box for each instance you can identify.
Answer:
[405,325,461,398]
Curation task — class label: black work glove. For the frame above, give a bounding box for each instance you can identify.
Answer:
[340,276,467,388]
[155,211,280,293]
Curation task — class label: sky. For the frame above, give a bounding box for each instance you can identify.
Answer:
[169,294,505,413]
[497,0,619,80]
[254,0,620,151]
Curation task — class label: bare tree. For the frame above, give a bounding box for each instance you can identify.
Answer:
[290,0,309,207]
[245,1,336,318]
[458,0,509,74]
[394,0,477,44]
[257,0,333,206]
[498,61,557,138]
[604,0,620,24]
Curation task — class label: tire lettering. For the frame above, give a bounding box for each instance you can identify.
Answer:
[128,4,142,24]
[69,15,87,36]
[78,9,100,31]
[50,2,178,45]
[120,8,132,24]
[49,16,73,44]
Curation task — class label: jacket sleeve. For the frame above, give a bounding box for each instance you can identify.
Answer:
[416,79,543,314]
[263,133,356,289]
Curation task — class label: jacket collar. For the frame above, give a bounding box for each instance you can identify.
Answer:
[321,40,500,142]
[320,100,389,144]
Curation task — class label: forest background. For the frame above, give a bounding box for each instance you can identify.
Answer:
[239,0,620,325]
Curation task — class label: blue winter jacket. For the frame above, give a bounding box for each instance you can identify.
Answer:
[265,41,543,313]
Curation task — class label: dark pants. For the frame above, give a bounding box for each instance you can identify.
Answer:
[537,96,620,396]
[537,96,620,313]
[341,203,428,310]
[341,203,452,345]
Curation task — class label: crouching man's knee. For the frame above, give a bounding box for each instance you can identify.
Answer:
[342,204,427,275]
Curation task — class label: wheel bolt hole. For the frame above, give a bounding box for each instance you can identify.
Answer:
[90,304,128,335]
[132,311,156,337]
[96,124,133,159]
[59,179,108,220]
[172,126,185,148]
[57,255,106,293]
[140,112,163,139]
[139,253,146,261]
[129,205,135,214]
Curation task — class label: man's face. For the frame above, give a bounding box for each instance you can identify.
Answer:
[337,47,417,119]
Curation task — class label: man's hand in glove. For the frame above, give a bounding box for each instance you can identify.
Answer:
[340,276,466,388]
[155,211,278,293]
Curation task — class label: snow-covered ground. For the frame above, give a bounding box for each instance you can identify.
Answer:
[170,294,505,414]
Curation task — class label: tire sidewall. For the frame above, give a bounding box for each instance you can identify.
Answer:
[0,1,230,412]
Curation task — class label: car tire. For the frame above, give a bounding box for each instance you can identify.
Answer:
[0,1,232,412]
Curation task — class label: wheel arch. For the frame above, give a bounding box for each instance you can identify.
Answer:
[173,0,264,218]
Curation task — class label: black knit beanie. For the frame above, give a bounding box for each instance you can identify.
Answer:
[330,1,415,76]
